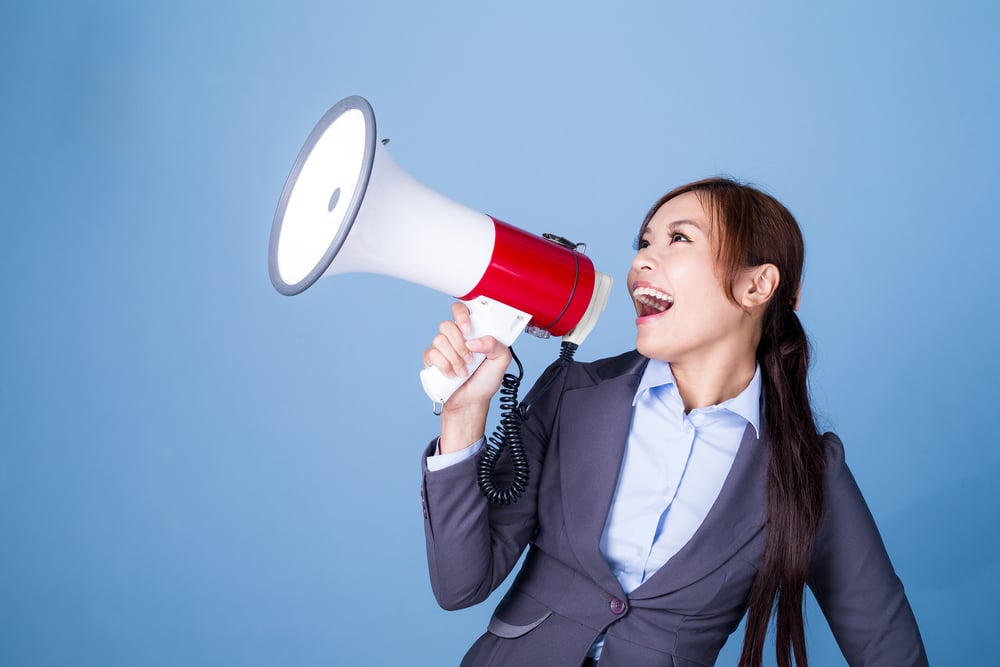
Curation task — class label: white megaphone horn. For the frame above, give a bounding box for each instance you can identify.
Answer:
[268,96,612,407]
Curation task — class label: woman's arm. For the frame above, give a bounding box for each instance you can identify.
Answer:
[808,433,928,666]
[420,304,565,610]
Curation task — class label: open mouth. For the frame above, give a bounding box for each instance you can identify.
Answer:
[633,286,673,317]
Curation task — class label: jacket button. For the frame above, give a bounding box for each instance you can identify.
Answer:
[609,597,626,614]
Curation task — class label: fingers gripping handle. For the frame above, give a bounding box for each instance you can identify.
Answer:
[419,298,531,406]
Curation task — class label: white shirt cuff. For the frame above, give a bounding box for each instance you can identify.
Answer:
[426,437,485,472]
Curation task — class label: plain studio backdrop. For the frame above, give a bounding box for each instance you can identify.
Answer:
[2,1,997,664]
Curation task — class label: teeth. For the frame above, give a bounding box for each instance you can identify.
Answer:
[633,286,673,312]
[636,295,669,311]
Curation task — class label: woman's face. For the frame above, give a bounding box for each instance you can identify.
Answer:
[627,192,755,366]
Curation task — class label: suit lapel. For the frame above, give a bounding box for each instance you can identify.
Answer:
[557,353,646,595]
[630,421,769,599]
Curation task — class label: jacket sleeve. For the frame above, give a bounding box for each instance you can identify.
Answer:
[808,433,928,666]
[420,360,568,611]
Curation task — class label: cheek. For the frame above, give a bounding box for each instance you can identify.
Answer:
[691,281,730,308]
[625,266,639,295]
[685,262,730,302]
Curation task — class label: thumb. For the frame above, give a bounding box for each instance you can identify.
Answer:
[466,335,509,361]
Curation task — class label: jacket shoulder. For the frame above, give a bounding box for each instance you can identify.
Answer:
[520,349,646,421]
[566,349,648,385]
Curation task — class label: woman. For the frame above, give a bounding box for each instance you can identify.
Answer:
[419,177,927,666]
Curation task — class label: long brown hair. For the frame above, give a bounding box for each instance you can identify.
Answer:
[642,177,825,667]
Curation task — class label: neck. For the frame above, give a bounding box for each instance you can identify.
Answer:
[668,350,758,412]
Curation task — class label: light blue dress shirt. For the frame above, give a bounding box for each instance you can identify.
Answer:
[589,360,761,658]
[601,360,761,591]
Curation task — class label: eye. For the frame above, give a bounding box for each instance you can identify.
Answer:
[633,236,650,251]
[670,232,691,243]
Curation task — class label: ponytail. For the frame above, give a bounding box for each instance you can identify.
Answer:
[739,305,825,667]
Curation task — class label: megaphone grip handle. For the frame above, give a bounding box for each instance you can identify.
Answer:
[418,297,531,406]
[419,353,486,405]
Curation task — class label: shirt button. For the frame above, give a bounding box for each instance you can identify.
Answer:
[609,597,626,615]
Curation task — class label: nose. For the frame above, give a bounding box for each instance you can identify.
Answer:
[631,248,655,273]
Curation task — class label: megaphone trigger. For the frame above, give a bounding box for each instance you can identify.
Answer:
[418,298,531,406]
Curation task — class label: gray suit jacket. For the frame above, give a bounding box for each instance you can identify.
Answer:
[420,351,927,666]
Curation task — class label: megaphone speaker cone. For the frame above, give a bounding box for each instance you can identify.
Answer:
[268,96,377,295]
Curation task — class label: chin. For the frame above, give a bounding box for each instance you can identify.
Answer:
[634,336,669,362]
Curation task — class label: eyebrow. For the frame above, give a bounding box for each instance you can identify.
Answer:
[667,219,703,232]
[640,218,704,237]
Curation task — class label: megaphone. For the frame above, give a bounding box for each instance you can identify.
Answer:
[268,96,612,406]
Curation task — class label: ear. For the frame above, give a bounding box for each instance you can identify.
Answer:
[738,263,780,309]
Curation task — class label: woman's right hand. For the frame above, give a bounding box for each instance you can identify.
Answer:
[422,302,512,452]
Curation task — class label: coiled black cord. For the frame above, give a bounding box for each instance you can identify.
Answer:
[557,341,579,364]
[476,347,527,505]
[477,341,578,505]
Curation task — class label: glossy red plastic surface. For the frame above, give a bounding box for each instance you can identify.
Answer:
[459,218,595,336]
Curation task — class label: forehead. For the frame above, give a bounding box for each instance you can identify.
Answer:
[642,191,713,235]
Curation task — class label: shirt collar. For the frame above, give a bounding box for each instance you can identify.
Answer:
[634,359,762,437]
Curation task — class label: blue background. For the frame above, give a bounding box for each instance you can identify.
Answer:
[3,1,998,664]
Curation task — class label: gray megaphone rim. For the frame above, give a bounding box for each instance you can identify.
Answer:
[268,95,377,296]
